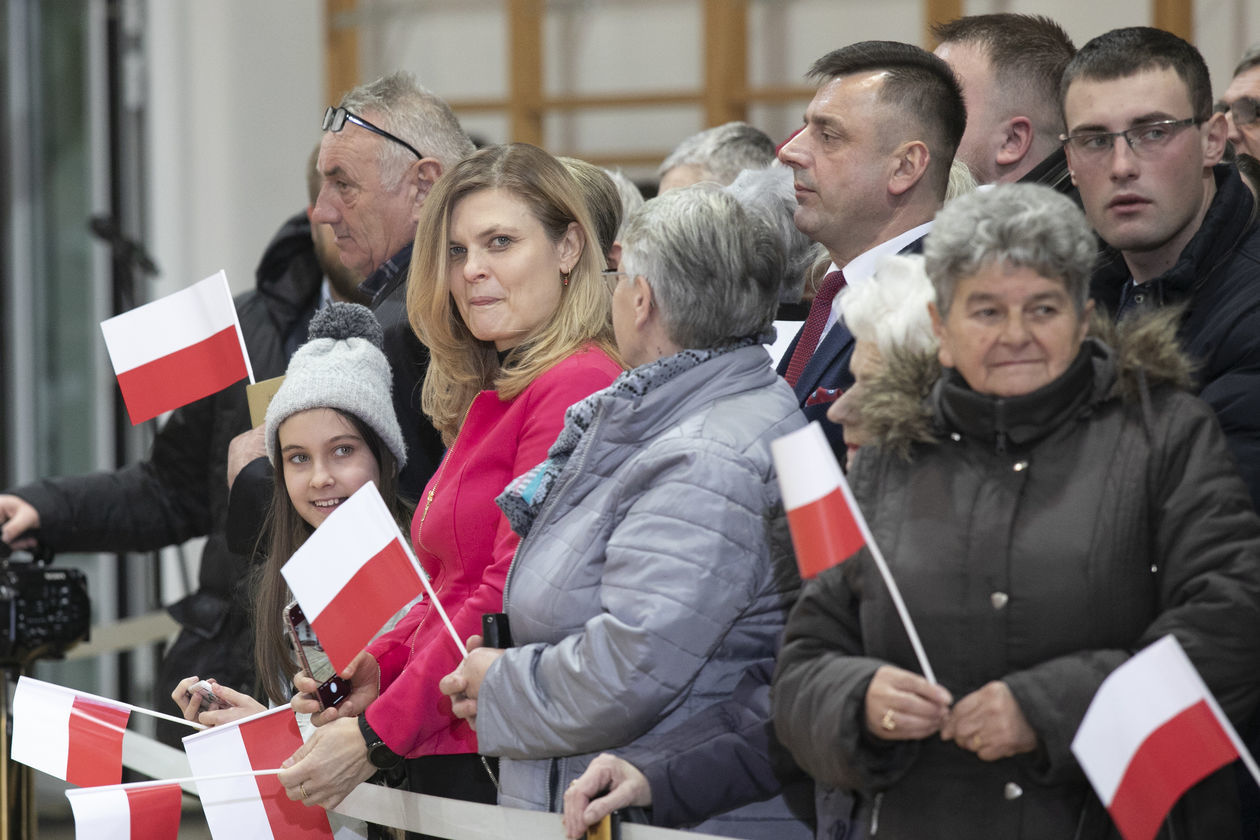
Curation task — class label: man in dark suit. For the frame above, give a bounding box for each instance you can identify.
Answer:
[776,41,965,451]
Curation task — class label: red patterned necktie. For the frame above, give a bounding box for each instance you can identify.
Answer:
[784,270,846,388]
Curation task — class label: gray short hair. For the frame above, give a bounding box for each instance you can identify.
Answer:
[657,121,776,185]
[1235,43,1260,78]
[924,183,1095,317]
[838,255,937,357]
[618,185,783,349]
[603,168,645,232]
[723,166,817,302]
[338,71,475,189]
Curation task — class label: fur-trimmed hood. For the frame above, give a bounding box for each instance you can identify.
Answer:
[862,307,1193,460]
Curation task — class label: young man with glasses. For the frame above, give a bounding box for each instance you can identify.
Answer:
[1221,45,1260,160]
[1061,26,1260,513]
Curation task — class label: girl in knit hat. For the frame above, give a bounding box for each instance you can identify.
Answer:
[171,302,413,725]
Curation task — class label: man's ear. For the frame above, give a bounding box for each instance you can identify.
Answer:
[1202,111,1229,166]
[996,117,1035,167]
[607,242,623,271]
[888,140,930,196]
[410,159,444,223]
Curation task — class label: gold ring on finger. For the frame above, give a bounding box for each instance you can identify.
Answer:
[300,782,310,800]
[971,734,983,751]
[881,708,897,731]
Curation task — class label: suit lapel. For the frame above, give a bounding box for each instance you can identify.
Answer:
[792,319,855,403]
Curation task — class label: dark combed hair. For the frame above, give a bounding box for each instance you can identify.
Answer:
[252,410,414,705]
[1061,27,1213,121]
[808,41,966,197]
[933,15,1076,124]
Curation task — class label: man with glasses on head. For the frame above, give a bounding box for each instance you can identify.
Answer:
[1220,45,1260,160]
[312,72,474,495]
[228,72,474,513]
[1061,26,1260,514]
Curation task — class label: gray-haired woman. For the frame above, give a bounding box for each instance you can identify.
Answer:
[773,183,1260,839]
[440,184,811,838]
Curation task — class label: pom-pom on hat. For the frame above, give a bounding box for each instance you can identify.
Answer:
[264,303,406,467]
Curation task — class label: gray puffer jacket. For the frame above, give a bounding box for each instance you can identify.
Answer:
[476,345,810,838]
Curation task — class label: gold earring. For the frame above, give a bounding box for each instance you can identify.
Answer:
[561,270,570,287]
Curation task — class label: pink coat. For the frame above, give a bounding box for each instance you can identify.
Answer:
[365,346,622,757]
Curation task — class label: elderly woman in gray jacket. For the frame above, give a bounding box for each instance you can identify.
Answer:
[439,184,811,838]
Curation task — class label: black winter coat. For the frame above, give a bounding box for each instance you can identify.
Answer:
[773,324,1260,840]
[1091,163,1260,511]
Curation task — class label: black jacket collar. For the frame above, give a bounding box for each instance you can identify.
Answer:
[1091,164,1257,316]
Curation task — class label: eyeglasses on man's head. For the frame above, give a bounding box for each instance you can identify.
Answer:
[322,106,424,160]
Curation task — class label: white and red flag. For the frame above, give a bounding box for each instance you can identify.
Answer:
[1072,635,1255,840]
[10,676,131,787]
[771,421,867,578]
[281,481,428,671]
[771,422,936,683]
[100,270,253,424]
[183,706,333,840]
[65,781,182,840]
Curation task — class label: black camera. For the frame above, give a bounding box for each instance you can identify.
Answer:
[0,547,91,666]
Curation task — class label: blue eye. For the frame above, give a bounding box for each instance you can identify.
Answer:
[448,245,466,259]
[1078,134,1111,151]
[491,235,512,248]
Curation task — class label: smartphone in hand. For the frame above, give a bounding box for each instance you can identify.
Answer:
[284,600,351,710]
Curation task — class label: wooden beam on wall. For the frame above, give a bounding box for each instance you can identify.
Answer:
[703,0,747,126]
[325,0,360,105]
[923,0,962,46]
[508,0,545,145]
[1152,0,1193,42]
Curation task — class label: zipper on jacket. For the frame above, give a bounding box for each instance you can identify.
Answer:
[994,398,1009,455]
[869,792,883,836]
[502,404,606,613]
[546,756,560,812]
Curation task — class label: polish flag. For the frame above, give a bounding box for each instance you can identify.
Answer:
[771,421,868,578]
[100,270,253,425]
[282,482,426,671]
[1072,635,1247,840]
[10,676,131,787]
[183,706,333,840]
[66,781,182,840]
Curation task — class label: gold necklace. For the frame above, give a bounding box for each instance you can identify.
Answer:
[416,401,474,552]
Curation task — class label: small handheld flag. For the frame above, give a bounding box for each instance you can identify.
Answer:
[1072,635,1259,840]
[771,422,936,683]
[100,270,254,424]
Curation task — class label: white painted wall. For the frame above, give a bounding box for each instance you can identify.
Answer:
[146,0,323,298]
[142,0,1260,298]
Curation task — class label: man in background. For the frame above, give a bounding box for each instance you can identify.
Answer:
[657,120,777,192]
[933,14,1075,194]
[1220,44,1260,159]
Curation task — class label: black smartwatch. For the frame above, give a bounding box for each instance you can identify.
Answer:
[359,714,403,770]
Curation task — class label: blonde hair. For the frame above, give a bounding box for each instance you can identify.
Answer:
[407,143,618,441]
